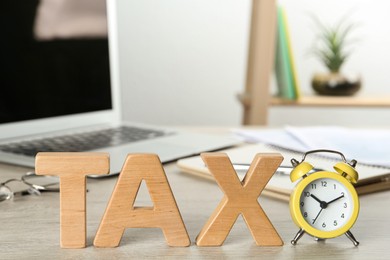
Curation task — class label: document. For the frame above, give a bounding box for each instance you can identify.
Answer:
[233,126,390,168]
[177,143,390,202]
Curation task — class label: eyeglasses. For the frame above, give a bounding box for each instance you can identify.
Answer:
[0,172,59,202]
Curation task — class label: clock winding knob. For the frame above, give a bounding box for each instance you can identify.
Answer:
[290,161,314,182]
[333,162,359,184]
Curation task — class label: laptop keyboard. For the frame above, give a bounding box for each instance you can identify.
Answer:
[0,126,169,157]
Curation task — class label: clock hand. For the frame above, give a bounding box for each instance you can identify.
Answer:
[310,194,323,204]
[326,194,345,205]
[312,208,323,224]
[311,194,329,209]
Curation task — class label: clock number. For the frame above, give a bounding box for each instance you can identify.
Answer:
[344,202,347,208]
[303,212,308,218]
[322,222,326,228]
[341,213,345,218]
[321,181,327,187]
[300,201,304,207]
[333,220,338,226]
[333,184,336,189]
[304,191,311,197]
[311,184,317,189]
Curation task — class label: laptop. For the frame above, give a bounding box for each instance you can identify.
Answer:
[0,0,239,174]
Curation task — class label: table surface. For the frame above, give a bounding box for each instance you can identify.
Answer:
[0,146,389,259]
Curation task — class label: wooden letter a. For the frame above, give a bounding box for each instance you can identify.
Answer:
[196,153,284,246]
[94,154,190,247]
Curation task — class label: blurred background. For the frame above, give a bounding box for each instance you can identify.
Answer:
[116,0,390,127]
[3,0,390,127]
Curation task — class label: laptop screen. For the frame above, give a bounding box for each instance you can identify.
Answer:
[0,0,112,124]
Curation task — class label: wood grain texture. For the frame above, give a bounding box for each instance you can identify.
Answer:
[196,153,284,246]
[241,0,277,125]
[94,154,190,248]
[35,152,110,248]
[270,96,390,107]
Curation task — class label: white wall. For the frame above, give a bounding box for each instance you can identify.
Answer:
[277,0,390,96]
[117,0,250,126]
[118,0,390,127]
[269,0,390,127]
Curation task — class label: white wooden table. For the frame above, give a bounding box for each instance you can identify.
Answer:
[0,154,389,259]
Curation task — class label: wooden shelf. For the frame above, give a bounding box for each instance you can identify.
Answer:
[270,96,390,107]
[238,0,390,124]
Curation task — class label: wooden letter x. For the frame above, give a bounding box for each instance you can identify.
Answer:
[196,153,284,246]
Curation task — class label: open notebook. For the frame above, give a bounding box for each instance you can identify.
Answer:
[177,143,390,201]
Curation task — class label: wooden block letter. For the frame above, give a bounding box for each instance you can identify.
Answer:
[35,152,110,248]
[196,153,284,246]
[94,154,190,247]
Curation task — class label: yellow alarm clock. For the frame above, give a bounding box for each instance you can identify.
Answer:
[289,149,360,246]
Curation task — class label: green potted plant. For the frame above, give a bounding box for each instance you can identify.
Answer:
[310,16,361,96]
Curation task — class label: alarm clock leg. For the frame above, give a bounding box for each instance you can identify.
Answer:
[345,230,359,246]
[291,228,305,245]
[314,237,325,242]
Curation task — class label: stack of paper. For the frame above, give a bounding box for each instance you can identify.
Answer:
[177,127,390,201]
[233,126,390,168]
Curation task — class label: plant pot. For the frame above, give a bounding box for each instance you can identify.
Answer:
[311,73,361,96]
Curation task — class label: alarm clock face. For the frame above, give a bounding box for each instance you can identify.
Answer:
[299,177,354,232]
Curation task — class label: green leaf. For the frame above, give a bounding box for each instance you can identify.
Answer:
[309,13,357,73]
